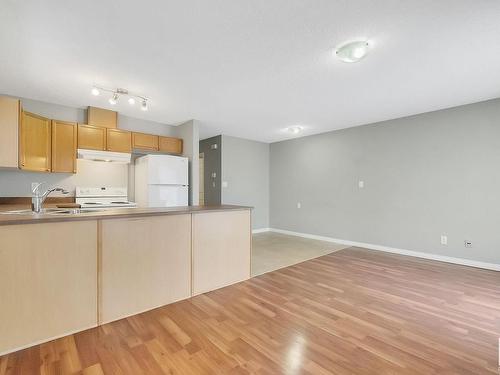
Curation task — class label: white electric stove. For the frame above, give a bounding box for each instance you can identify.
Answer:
[75,187,137,209]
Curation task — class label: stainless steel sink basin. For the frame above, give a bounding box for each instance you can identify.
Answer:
[0,209,35,215]
[0,208,103,215]
[0,208,62,215]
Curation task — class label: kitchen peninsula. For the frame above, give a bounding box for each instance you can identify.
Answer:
[0,205,252,355]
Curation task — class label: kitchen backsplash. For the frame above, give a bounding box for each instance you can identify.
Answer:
[0,159,128,197]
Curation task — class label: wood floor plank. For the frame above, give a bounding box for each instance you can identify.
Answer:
[1,247,500,374]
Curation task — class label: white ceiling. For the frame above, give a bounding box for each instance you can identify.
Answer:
[1,1,500,142]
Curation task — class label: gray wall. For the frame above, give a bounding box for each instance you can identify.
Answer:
[199,135,222,205]
[270,98,500,264]
[222,135,269,230]
[174,120,199,205]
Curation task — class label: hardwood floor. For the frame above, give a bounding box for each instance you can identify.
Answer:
[1,247,500,374]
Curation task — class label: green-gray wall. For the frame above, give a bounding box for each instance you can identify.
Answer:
[222,135,269,230]
[270,98,500,264]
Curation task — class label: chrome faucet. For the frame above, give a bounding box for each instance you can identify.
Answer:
[31,182,69,213]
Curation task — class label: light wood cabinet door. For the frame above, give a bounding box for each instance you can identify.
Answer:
[78,124,106,150]
[106,128,132,152]
[0,96,20,168]
[51,120,77,173]
[100,215,191,324]
[0,221,98,355]
[159,136,183,154]
[132,132,159,151]
[88,106,117,128]
[192,210,251,295]
[19,111,51,172]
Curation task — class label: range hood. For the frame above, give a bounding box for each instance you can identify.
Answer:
[77,149,131,163]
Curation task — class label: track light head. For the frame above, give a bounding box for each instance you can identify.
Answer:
[91,87,100,96]
[109,93,119,105]
[141,99,148,111]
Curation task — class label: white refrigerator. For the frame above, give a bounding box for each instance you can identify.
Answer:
[134,154,189,207]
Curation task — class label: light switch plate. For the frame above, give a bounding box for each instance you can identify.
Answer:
[358,180,364,188]
[440,235,447,245]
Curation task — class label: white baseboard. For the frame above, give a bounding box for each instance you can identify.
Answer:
[252,227,271,234]
[267,228,500,272]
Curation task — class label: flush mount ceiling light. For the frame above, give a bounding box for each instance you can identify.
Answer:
[287,126,303,135]
[91,86,149,110]
[335,40,370,63]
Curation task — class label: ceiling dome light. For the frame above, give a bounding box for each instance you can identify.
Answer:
[91,87,100,96]
[335,40,369,63]
[287,126,303,135]
[141,99,148,111]
[128,97,136,105]
[109,93,119,105]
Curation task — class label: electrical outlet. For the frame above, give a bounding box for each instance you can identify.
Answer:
[464,240,472,248]
[440,235,447,245]
[297,202,301,209]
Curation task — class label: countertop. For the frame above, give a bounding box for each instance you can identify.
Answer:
[0,205,252,226]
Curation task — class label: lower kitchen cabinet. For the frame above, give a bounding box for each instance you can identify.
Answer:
[0,221,98,355]
[192,210,251,295]
[100,215,192,323]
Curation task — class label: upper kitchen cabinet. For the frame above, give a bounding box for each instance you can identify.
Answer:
[19,111,51,172]
[0,96,20,168]
[78,124,106,151]
[87,106,117,128]
[159,136,183,155]
[51,120,77,173]
[106,129,132,153]
[132,132,159,151]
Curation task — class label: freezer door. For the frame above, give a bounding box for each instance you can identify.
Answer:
[147,154,188,185]
[147,185,189,207]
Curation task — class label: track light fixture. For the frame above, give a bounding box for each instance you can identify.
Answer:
[91,86,149,111]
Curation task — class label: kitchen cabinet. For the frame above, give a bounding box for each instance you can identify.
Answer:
[78,124,106,151]
[51,120,77,173]
[0,221,98,355]
[87,106,117,128]
[0,96,20,168]
[100,215,192,323]
[19,111,51,172]
[159,136,183,155]
[132,132,159,151]
[192,210,251,295]
[106,128,132,153]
